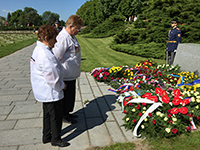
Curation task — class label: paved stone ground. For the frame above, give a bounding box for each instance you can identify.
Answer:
[0,44,139,150]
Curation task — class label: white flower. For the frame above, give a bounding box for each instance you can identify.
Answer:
[143,107,146,110]
[196,105,199,109]
[172,117,177,122]
[191,97,195,102]
[132,108,136,112]
[126,118,130,122]
[160,113,164,117]
[144,118,148,122]
[165,128,171,133]
[196,99,200,103]
[141,125,145,129]
[164,117,168,121]
[156,111,161,116]
[190,91,194,94]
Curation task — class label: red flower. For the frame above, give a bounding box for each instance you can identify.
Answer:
[162,95,170,104]
[132,119,136,123]
[129,86,134,91]
[172,97,181,106]
[148,113,152,117]
[103,76,107,80]
[155,88,163,96]
[111,77,114,80]
[173,89,181,97]
[148,95,158,102]
[93,74,97,77]
[187,114,192,117]
[181,98,190,106]
[136,105,140,109]
[172,128,177,134]
[129,103,133,106]
[179,107,188,114]
[96,77,100,80]
[142,102,146,106]
[167,114,172,118]
[123,110,127,113]
[138,112,142,117]
[123,100,128,106]
[170,108,179,114]
[152,120,156,124]
[162,91,168,97]
[142,93,152,98]
[186,126,191,131]
[197,116,200,120]
[168,120,173,123]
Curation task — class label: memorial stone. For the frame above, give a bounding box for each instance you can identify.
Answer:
[173,43,200,74]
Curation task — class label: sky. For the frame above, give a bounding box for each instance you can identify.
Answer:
[0,0,89,21]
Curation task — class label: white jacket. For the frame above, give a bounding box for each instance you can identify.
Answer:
[53,27,81,81]
[30,41,65,102]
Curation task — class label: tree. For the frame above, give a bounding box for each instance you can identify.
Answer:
[42,11,60,25]
[7,12,11,22]
[9,9,23,25]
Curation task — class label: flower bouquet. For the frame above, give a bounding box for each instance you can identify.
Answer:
[90,59,200,138]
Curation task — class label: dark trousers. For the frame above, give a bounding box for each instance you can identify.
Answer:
[63,80,76,118]
[43,99,63,143]
[167,51,176,66]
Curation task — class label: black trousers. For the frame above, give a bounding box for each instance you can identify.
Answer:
[43,99,63,143]
[167,51,176,66]
[63,80,76,118]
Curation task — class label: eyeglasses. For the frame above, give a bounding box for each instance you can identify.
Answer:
[76,28,82,32]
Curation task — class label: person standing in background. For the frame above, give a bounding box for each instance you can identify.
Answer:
[166,18,181,66]
[53,15,84,124]
[30,25,69,147]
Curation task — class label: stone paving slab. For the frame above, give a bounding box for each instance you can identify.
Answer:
[0,44,138,150]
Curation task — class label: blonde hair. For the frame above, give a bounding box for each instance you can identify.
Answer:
[66,15,83,27]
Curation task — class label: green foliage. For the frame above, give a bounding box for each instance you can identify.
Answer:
[84,15,126,38]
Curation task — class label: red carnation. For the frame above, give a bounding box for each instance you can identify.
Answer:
[170,108,179,114]
[172,128,177,134]
[179,107,188,114]
[138,112,142,117]
[186,126,191,131]
[152,120,156,124]
[142,102,146,106]
[136,105,140,109]
[103,76,107,80]
[148,113,152,117]
[172,97,181,106]
[123,110,127,113]
[129,103,133,106]
[96,77,100,80]
[132,119,136,123]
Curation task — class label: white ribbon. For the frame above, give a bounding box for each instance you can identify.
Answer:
[125,98,162,137]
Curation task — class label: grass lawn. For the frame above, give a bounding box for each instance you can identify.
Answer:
[77,35,165,72]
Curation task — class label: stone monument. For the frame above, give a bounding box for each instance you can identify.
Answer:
[173,43,200,74]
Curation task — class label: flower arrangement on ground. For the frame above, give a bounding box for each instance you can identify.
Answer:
[90,60,200,138]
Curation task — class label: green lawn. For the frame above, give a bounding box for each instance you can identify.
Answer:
[77,35,165,72]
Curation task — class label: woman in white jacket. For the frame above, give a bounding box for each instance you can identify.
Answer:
[30,25,68,147]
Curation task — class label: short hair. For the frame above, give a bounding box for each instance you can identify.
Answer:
[38,25,59,42]
[66,15,84,27]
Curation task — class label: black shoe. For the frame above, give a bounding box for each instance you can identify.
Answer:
[63,118,77,124]
[69,114,78,118]
[51,139,70,147]
[43,138,51,144]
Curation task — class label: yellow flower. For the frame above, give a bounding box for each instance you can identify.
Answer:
[191,97,195,102]
[172,117,177,122]
[126,118,130,122]
[164,117,168,121]
[165,128,171,133]
[144,118,148,122]
[132,108,136,112]
[196,105,199,109]
[141,125,145,129]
